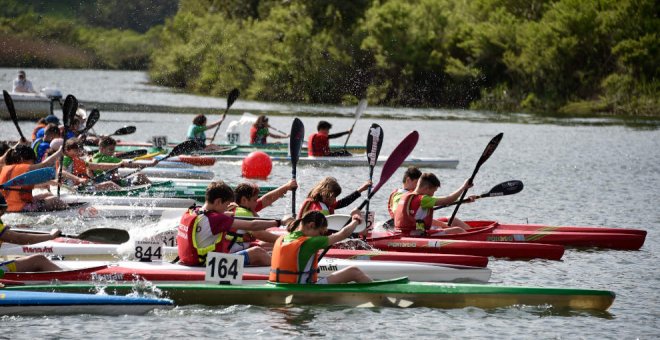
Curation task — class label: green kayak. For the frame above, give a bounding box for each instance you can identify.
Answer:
[91,143,366,156]
[6,278,615,311]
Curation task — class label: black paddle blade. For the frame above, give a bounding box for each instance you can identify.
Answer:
[115,149,148,159]
[77,228,130,244]
[62,95,73,127]
[474,133,504,174]
[289,118,305,167]
[366,123,384,167]
[67,96,78,127]
[227,88,240,109]
[113,126,137,136]
[3,90,16,120]
[483,180,523,197]
[170,140,202,157]
[84,108,100,131]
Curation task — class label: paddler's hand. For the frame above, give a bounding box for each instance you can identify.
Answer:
[49,229,62,239]
[466,195,478,203]
[461,179,474,191]
[286,179,298,191]
[227,202,239,211]
[357,180,372,193]
[281,215,295,227]
[349,208,363,224]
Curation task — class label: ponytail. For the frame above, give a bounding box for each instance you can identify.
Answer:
[286,210,328,232]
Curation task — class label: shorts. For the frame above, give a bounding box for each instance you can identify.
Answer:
[235,250,250,266]
[22,200,46,212]
[229,242,251,253]
[0,260,17,275]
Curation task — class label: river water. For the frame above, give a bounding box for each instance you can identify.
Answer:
[1,68,659,339]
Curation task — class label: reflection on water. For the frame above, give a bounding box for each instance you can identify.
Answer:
[268,307,323,337]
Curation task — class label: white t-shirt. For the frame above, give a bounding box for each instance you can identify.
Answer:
[12,79,36,93]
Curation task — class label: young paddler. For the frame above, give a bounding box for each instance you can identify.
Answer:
[58,138,123,191]
[177,181,281,267]
[270,210,372,284]
[90,137,155,186]
[298,177,371,219]
[387,166,422,219]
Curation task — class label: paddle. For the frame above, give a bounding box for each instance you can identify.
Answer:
[115,149,148,159]
[0,168,56,189]
[110,126,136,136]
[12,228,130,244]
[3,90,26,142]
[289,118,304,217]
[240,112,288,135]
[343,99,368,149]
[117,140,201,180]
[57,94,78,197]
[209,88,240,144]
[317,130,419,261]
[78,108,100,135]
[364,123,384,238]
[447,133,504,226]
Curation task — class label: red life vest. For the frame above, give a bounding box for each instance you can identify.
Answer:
[393,192,434,235]
[249,126,268,145]
[269,234,319,283]
[176,207,234,266]
[298,198,334,217]
[307,132,329,156]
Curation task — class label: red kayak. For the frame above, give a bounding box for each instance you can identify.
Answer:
[427,221,646,250]
[494,221,647,236]
[170,155,216,166]
[368,231,564,260]
[325,249,488,268]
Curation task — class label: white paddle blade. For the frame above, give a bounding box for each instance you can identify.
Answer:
[326,214,367,234]
[239,112,258,125]
[355,99,368,119]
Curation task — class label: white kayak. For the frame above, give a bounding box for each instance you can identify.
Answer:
[59,195,194,208]
[48,258,491,283]
[138,160,194,169]
[207,154,459,168]
[3,203,185,220]
[119,167,214,180]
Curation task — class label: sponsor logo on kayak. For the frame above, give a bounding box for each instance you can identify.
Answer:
[22,246,54,253]
[91,273,125,281]
[318,264,339,272]
[486,235,514,242]
[387,242,416,248]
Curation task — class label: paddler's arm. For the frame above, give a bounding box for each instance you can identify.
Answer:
[434,179,476,206]
[335,180,371,209]
[204,113,227,131]
[327,209,363,245]
[258,179,297,209]
[0,228,62,245]
[30,146,63,170]
[232,219,281,232]
[250,230,281,243]
[328,129,351,139]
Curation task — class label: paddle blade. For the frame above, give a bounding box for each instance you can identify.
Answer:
[62,95,76,128]
[115,149,148,159]
[112,126,137,136]
[374,131,419,194]
[482,180,523,198]
[239,112,258,125]
[366,124,384,167]
[3,90,17,122]
[289,118,305,167]
[1,168,56,188]
[169,140,202,158]
[355,99,368,120]
[83,108,100,132]
[226,88,240,109]
[326,214,368,234]
[473,133,504,176]
[77,228,130,244]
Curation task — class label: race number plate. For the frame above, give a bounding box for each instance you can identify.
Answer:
[133,241,163,262]
[205,252,244,285]
[152,135,168,148]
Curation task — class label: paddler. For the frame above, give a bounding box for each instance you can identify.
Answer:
[307,121,352,156]
[249,115,288,145]
[393,173,477,235]
[297,177,371,223]
[270,210,372,284]
[176,181,281,267]
[58,138,123,190]
[90,137,155,186]
[227,179,298,252]
[0,193,62,273]
[186,114,226,151]
[31,123,60,163]
[0,145,67,212]
[387,166,422,219]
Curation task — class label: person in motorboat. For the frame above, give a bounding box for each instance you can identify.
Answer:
[11,70,37,94]
[177,181,282,267]
[393,173,477,236]
[297,176,371,223]
[387,166,422,219]
[227,180,298,253]
[250,115,289,145]
[90,137,155,186]
[270,210,372,284]
[0,145,68,212]
[307,121,352,157]
[31,123,60,163]
[58,138,123,191]
[0,193,62,273]
[186,114,227,151]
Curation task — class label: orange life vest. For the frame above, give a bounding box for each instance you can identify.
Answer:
[269,234,319,283]
[176,207,234,266]
[393,192,434,235]
[0,164,33,212]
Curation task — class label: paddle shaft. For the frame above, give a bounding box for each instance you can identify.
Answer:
[58,95,78,197]
[343,99,367,149]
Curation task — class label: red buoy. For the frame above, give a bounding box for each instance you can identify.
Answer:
[242,151,272,179]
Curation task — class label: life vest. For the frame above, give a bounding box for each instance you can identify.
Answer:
[249,126,268,145]
[226,206,257,243]
[393,192,434,234]
[298,198,333,217]
[31,138,48,163]
[269,234,319,283]
[387,188,408,218]
[0,164,33,212]
[307,132,329,156]
[63,156,89,178]
[0,220,7,247]
[176,207,234,266]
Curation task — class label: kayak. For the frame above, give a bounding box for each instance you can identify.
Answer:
[494,221,647,236]
[324,249,488,268]
[0,289,172,316]
[368,232,565,260]
[60,194,194,208]
[118,167,214,180]
[162,155,216,166]
[3,203,184,220]
[113,141,368,155]
[204,154,459,169]
[8,278,615,311]
[14,258,491,283]
[425,221,647,250]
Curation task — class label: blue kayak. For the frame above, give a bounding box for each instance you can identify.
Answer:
[0,290,172,316]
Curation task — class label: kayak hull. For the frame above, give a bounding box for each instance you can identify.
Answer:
[118,168,214,180]
[205,154,459,168]
[8,279,615,311]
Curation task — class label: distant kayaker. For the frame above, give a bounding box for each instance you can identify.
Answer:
[307,121,352,157]
[270,210,372,284]
[90,137,155,186]
[387,166,423,219]
[298,177,371,220]
[58,138,122,191]
[176,181,281,267]
[186,114,226,151]
[0,194,62,272]
[12,70,37,93]
[393,173,477,235]
[0,144,67,212]
[250,115,288,145]
[31,123,60,163]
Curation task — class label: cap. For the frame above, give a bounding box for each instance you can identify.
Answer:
[18,70,25,76]
[45,115,60,125]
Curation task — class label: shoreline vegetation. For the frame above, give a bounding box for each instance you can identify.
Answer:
[1,0,657,118]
